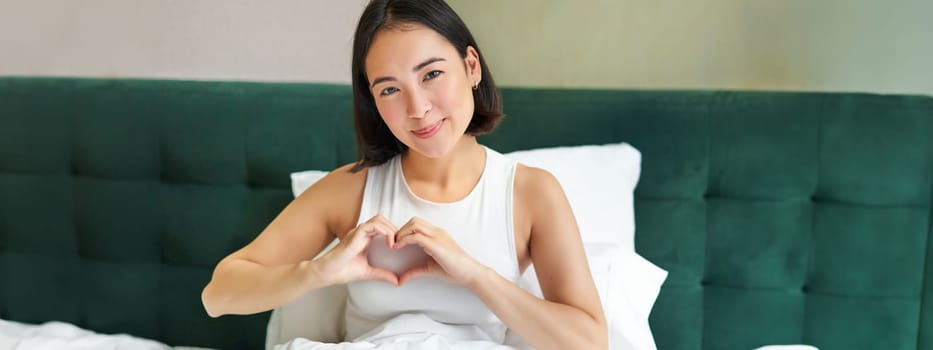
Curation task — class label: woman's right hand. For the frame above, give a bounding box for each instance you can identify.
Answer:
[313,214,399,286]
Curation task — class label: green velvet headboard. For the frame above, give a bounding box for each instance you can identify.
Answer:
[1,77,931,350]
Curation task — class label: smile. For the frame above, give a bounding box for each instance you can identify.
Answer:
[412,119,444,139]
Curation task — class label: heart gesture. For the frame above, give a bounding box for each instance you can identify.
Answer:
[316,215,486,288]
[316,214,401,286]
[394,216,485,287]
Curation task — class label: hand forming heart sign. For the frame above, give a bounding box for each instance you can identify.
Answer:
[317,214,486,287]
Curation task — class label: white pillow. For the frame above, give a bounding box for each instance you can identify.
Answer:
[610,247,667,350]
[507,243,666,350]
[504,143,663,350]
[289,170,329,202]
[504,143,640,252]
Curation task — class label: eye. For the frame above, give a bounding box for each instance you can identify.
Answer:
[379,86,399,96]
[423,70,442,81]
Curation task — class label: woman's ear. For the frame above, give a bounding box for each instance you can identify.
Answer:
[465,45,482,87]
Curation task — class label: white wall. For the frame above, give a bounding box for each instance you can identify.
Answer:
[0,0,368,83]
[448,0,933,96]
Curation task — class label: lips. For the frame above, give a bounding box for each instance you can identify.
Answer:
[411,119,444,139]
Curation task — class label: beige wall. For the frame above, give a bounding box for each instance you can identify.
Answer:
[2,0,931,96]
[0,0,368,83]
[448,0,933,96]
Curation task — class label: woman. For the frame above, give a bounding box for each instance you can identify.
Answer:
[201,0,606,348]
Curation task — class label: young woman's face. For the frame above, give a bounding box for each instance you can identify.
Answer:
[365,23,481,158]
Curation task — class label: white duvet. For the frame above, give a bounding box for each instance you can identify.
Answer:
[274,313,525,350]
[277,335,513,350]
[1,318,819,350]
[0,319,210,350]
[0,317,520,350]
[0,316,520,350]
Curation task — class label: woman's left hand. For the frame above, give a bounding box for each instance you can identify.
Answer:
[394,216,486,286]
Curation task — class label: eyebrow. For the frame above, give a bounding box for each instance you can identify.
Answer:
[370,57,447,88]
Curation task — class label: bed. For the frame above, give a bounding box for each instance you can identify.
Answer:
[1,77,931,349]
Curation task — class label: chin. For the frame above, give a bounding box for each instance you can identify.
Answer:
[411,142,455,159]
[408,132,464,159]
[404,120,470,158]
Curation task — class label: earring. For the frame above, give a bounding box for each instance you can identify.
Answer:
[472,81,479,90]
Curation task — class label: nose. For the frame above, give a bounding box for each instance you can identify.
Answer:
[405,88,431,119]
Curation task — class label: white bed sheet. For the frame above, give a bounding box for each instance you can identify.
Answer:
[274,313,523,350]
[0,319,213,350]
[0,316,514,350]
[0,317,819,350]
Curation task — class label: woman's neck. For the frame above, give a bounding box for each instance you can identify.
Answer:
[400,136,486,202]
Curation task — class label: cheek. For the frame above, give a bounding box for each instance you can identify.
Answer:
[375,99,407,126]
[435,78,473,115]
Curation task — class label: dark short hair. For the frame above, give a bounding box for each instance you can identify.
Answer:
[349,0,503,172]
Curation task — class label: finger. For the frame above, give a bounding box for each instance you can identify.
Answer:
[394,227,421,249]
[394,220,425,247]
[408,217,436,236]
[367,267,399,286]
[368,221,397,237]
[376,222,399,247]
[339,227,367,255]
[347,223,387,253]
[399,218,440,238]
[399,261,439,285]
[366,222,394,240]
[353,222,395,243]
[372,222,402,250]
[398,269,423,286]
[393,228,414,249]
[368,214,399,233]
[350,223,376,243]
[396,231,436,256]
[367,215,399,246]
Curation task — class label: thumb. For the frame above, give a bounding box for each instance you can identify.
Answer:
[399,262,441,286]
[367,267,399,286]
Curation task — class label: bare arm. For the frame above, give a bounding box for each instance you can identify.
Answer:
[467,166,607,349]
[201,164,367,317]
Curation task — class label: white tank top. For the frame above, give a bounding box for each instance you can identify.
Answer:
[344,146,521,343]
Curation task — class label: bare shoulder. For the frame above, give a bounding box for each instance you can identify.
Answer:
[306,162,368,196]
[298,162,369,235]
[513,163,576,238]
[293,162,368,205]
[229,162,369,266]
[514,163,566,208]
[512,164,569,266]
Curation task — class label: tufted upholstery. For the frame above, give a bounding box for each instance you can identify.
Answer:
[1,77,932,349]
[484,90,933,350]
[0,77,356,349]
